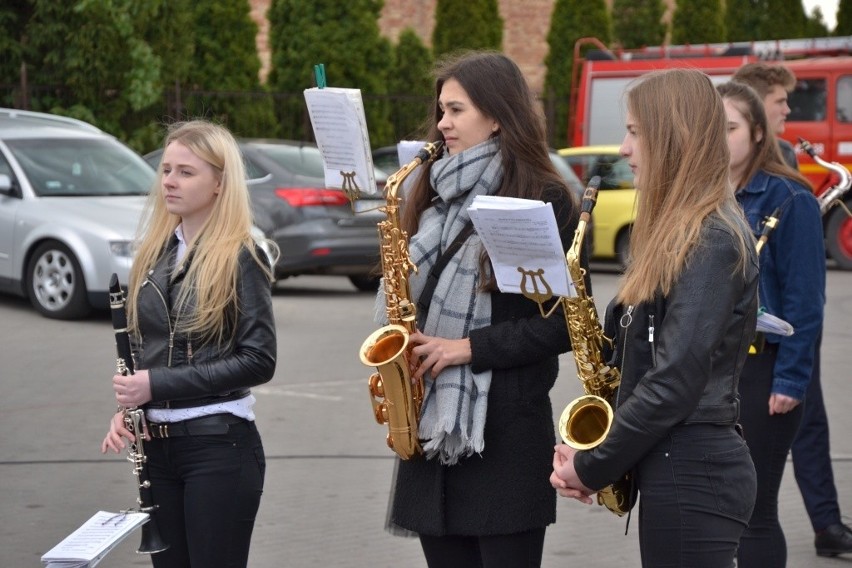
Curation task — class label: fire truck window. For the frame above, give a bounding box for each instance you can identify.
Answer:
[837,76,852,123]
[788,78,826,122]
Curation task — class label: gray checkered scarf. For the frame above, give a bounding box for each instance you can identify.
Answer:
[408,137,502,464]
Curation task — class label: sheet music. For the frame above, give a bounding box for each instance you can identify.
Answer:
[42,510,148,567]
[756,311,794,336]
[468,195,573,297]
[304,87,377,197]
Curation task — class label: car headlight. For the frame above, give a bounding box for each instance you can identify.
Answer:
[109,241,134,259]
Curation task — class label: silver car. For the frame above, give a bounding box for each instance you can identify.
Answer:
[0,108,153,319]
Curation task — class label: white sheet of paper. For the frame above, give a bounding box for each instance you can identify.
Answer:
[304,87,376,196]
[42,510,149,567]
[468,195,573,297]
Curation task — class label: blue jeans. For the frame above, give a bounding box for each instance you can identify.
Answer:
[738,349,804,568]
[791,331,841,532]
[145,420,266,568]
[636,424,756,568]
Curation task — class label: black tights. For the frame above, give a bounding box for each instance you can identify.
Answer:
[419,528,546,568]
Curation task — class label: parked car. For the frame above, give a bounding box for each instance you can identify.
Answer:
[0,108,153,319]
[145,140,387,292]
[558,145,636,265]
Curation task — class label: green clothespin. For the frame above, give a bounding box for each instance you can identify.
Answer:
[313,64,326,89]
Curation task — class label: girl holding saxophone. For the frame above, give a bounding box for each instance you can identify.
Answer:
[100,120,277,568]
[551,69,760,567]
[385,51,585,567]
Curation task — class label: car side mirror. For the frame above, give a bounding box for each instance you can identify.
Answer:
[0,173,20,197]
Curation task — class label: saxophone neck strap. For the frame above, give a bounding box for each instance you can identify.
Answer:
[416,221,476,328]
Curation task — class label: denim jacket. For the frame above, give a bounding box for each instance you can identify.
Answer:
[736,169,825,401]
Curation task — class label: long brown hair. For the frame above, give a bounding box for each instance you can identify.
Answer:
[401,51,573,288]
[128,120,275,345]
[618,69,752,305]
[717,81,812,190]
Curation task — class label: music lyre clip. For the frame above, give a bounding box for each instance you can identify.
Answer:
[518,266,562,318]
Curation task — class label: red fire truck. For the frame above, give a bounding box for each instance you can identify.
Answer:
[568,36,852,269]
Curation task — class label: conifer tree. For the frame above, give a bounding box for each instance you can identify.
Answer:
[268,0,394,145]
[389,29,434,140]
[432,0,502,59]
[837,0,852,35]
[763,0,807,38]
[804,6,830,36]
[726,0,768,41]
[179,0,276,139]
[671,0,725,44]
[612,0,665,49]
[23,0,162,144]
[544,0,611,147]
[0,0,32,94]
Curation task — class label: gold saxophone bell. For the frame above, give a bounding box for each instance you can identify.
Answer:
[558,394,614,450]
[361,324,422,459]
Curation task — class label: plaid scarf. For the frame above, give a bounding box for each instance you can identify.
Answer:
[406,137,503,464]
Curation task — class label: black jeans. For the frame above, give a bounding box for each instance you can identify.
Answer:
[145,419,266,568]
[738,349,804,568]
[636,424,756,567]
[791,331,841,532]
[419,527,546,568]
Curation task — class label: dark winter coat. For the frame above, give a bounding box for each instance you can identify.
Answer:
[390,186,581,536]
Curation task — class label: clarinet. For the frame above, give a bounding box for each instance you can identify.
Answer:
[109,273,169,554]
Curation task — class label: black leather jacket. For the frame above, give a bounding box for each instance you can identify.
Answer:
[575,216,758,490]
[133,239,276,409]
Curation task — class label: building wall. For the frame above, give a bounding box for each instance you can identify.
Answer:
[379,0,557,95]
[248,0,675,93]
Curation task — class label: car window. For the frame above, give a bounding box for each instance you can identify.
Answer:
[563,154,634,190]
[6,138,152,196]
[789,78,827,122]
[837,75,852,123]
[251,143,326,178]
[549,152,584,196]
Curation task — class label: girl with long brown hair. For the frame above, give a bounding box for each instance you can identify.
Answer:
[551,69,759,567]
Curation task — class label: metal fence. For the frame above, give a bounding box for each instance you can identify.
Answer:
[1,84,567,150]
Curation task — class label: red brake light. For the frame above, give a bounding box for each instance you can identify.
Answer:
[275,188,349,207]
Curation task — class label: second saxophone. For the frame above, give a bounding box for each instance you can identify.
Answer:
[558,177,633,516]
[360,141,444,460]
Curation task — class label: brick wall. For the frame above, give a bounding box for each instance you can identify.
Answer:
[248,0,675,93]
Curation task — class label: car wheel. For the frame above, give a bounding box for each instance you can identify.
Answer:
[825,199,852,270]
[615,229,631,269]
[26,241,91,319]
[349,274,380,292]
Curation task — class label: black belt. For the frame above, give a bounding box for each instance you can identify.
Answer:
[147,413,247,439]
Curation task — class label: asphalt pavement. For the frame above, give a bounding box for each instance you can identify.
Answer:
[1,265,850,567]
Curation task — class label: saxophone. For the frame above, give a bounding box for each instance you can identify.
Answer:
[558,177,632,516]
[798,137,852,215]
[359,141,444,460]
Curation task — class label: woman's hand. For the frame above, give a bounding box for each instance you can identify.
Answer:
[551,444,594,504]
[112,370,152,408]
[409,331,472,381]
[100,411,135,454]
[768,393,800,415]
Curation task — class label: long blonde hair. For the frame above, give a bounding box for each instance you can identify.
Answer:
[128,120,275,345]
[618,69,752,305]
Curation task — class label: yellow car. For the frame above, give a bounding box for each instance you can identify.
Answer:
[557,145,636,265]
